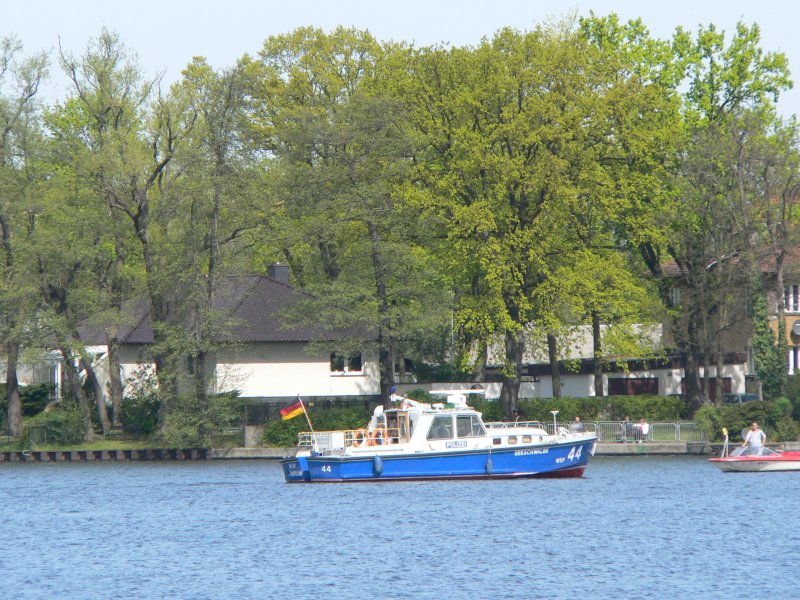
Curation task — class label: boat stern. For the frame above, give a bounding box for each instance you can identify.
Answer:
[281,456,310,482]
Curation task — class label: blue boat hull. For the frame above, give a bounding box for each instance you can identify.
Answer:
[281,439,594,483]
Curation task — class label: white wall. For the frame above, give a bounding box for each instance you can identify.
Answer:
[395,363,750,400]
[106,343,381,399]
[214,342,380,398]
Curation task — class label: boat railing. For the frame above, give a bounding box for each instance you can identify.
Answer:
[542,422,598,435]
[487,421,703,441]
[485,421,546,430]
[298,428,405,449]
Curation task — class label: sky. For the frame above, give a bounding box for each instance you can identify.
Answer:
[4,0,800,116]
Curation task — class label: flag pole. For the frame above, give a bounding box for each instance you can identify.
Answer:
[298,395,318,453]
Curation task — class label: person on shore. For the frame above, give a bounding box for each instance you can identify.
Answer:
[571,416,584,433]
[638,418,650,443]
[742,421,766,453]
[621,416,632,443]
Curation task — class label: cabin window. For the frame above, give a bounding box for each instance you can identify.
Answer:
[508,436,518,444]
[427,416,454,440]
[456,415,486,438]
[330,352,363,375]
[386,412,411,443]
[522,435,532,443]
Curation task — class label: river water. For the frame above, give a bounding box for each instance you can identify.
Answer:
[1,456,798,599]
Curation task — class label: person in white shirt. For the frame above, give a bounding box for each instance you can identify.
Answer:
[638,418,650,443]
[743,421,766,450]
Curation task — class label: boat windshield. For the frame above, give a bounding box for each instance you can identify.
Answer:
[427,415,454,440]
[730,446,780,457]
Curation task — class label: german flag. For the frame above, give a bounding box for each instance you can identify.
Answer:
[280,399,304,421]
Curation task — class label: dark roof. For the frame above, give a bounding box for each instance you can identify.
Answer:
[80,275,368,345]
[661,247,800,279]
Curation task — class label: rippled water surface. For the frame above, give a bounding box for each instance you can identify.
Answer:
[1,456,799,599]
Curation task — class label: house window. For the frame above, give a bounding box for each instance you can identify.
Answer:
[789,347,800,374]
[608,377,659,396]
[330,352,363,375]
[187,355,195,375]
[668,287,681,307]
[785,285,800,313]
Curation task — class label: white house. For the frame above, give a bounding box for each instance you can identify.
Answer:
[79,266,381,404]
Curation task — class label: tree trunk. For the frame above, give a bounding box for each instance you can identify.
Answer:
[715,344,724,406]
[154,352,177,426]
[83,356,111,434]
[107,233,126,428]
[134,193,178,424]
[60,347,96,442]
[592,312,604,397]
[683,278,705,412]
[367,220,395,406]
[547,333,561,398]
[194,351,208,405]
[499,330,523,418]
[378,346,396,406]
[5,340,22,437]
[106,327,124,427]
[774,251,787,395]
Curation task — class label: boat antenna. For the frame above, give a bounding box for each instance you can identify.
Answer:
[550,410,559,435]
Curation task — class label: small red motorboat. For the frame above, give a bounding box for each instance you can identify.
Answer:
[710,447,800,472]
[709,427,800,472]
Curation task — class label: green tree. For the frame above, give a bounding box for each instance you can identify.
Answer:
[250,28,450,402]
[611,21,794,410]
[60,30,197,423]
[166,57,267,433]
[403,21,676,414]
[0,37,47,437]
[751,276,787,399]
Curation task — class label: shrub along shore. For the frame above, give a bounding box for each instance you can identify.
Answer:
[3,389,799,452]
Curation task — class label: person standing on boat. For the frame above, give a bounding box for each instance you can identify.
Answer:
[742,421,766,450]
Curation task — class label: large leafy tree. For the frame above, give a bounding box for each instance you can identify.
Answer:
[661,23,791,410]
[0,37,47,436]
[248,28,450,401]
[402,21,677,413]
[59,30,197,423]
[166,58,266,426]
[747,112,800,399]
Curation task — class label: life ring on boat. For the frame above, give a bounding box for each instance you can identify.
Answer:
[368,428,388,446]
[353,429,368,447]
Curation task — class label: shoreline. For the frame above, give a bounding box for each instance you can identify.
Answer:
[4,441,800,463]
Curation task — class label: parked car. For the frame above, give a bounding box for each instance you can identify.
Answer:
[722,393,760,405]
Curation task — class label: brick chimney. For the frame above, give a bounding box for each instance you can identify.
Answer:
[267,263,290,285]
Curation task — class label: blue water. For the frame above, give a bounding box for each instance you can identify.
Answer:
[1,456,798,599]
